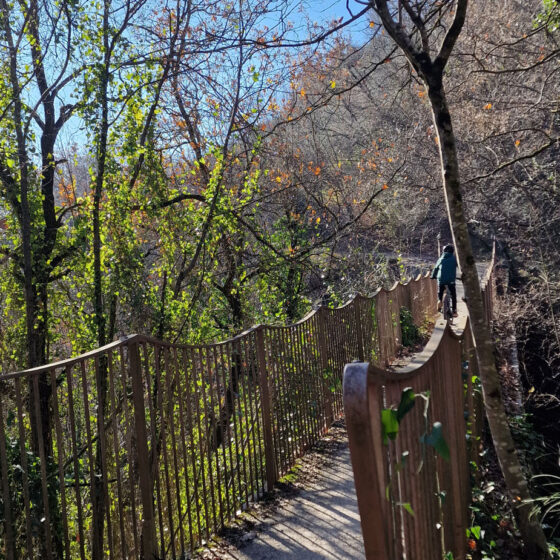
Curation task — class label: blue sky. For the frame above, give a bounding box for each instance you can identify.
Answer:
[298,0,372,43]
[307,1,370,22]
[307,0,366,20]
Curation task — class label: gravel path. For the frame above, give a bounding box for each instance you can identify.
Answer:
[197,423,365,560]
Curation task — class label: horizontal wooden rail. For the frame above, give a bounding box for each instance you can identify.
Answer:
[0,272,436,558]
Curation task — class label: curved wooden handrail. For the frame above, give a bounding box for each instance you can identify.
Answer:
[344,248,496,560]
[0,335,141,380]
[1,269,432,379]
[0,247,492,559]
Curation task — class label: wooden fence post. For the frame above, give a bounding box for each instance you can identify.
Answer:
[354,299,365,362]
[129,341,158,560]
[256,326,277,491]
[0,388,16,560]
[438,332,470,557]
[344,362,392,559]
[317,307,334,427]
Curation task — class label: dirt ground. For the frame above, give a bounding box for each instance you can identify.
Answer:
[194,420,365,560]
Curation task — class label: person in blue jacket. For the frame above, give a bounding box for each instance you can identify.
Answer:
[431,244,458,317]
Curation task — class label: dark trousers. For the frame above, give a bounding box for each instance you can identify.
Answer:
[438,283,457,312]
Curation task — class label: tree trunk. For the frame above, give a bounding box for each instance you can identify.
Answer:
[1,5,65,556]
[90,2,111,555]
[426,73,550,560]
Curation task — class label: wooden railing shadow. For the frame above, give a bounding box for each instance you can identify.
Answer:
[344,252,496,560]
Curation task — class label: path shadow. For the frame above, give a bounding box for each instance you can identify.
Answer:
[208,441,365,560]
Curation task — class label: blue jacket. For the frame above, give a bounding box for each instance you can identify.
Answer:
[431,252,457,285]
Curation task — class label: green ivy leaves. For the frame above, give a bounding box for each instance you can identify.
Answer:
[420,421,450,462]
[381,387,450,461]
[381,387,415,444]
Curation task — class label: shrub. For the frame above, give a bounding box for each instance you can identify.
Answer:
[400,307,420,348]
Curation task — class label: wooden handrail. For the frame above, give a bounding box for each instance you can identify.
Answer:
[1,271,433,379]
[344,250,496,560]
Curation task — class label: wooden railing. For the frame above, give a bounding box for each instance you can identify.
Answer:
[344,252,496,560]
[0,272,436,559]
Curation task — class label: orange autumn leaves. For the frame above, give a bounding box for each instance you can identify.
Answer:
[482,102,521,147]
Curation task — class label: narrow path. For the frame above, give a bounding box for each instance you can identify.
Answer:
[198,422,365,560]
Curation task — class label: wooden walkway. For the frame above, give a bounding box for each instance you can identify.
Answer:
[198,423,364,560]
